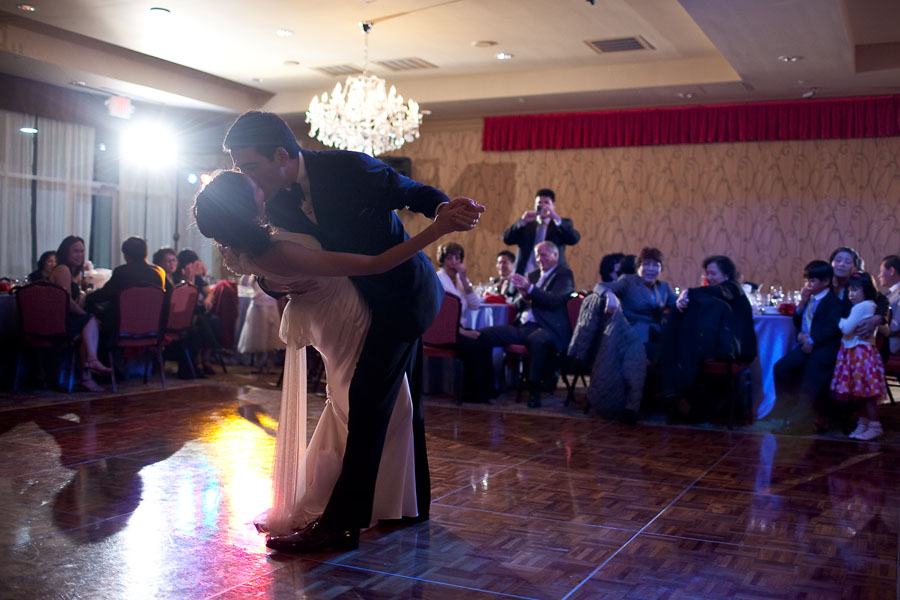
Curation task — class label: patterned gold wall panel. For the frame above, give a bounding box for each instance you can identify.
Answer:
[396,123,900,294]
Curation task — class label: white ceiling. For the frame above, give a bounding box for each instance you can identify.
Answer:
[1,0,898,120]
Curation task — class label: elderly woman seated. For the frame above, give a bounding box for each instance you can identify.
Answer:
[435,242,493,403]
[600,246,677,359]
[659,255,758,418]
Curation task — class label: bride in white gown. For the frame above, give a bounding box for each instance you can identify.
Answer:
[193,170,476,537]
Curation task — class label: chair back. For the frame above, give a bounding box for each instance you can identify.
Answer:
[15,281,69,343]
[424,293,460,347]
[116,285,165,345]
[566,293,585,330]
[166,283,198,333]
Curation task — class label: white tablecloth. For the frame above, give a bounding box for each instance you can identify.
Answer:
[753,313,796,419]
[464,303,511,330]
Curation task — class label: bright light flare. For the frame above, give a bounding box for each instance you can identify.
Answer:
[121,123,178,167]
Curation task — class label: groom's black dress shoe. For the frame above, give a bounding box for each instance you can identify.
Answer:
[265,518,359,553]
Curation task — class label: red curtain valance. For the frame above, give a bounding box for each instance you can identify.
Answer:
[482,95,900,152]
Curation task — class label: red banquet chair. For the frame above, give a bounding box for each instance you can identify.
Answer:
[109,285,166,393]
[14,281,79,392]
[423,293,463,403]
[161,283,199,379]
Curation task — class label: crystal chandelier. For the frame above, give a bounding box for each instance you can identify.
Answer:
[306,22,423,157]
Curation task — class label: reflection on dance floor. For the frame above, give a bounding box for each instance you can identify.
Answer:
[0,384,896,598]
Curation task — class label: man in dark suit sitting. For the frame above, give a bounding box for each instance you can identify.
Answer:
[86,236,168,356]
[773,260,843,435]
[503,188,581,275]
[476,241,575,407]
[86,236,167,310]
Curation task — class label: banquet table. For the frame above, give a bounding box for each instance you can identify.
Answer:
[752,313,797,419]
[0,293,18,339]
[464,303,511,330]
[0,293,20,382]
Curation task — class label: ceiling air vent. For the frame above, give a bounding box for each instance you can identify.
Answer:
[375,57,439,71]
[313,64,363,76]
[585,35,654,54]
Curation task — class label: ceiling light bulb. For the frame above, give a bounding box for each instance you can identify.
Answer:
[777,55,802,63]
[17,4,37,12]
[19,127,38,134]
[496,52,514,60]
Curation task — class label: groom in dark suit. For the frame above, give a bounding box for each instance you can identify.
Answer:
[223,111,483,552]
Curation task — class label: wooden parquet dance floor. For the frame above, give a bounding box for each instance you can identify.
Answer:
[0,383,896,599]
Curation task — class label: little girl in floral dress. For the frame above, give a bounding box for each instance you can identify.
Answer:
[830,272,887,440]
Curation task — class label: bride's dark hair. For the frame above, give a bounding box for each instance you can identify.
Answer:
[193,170,270,257]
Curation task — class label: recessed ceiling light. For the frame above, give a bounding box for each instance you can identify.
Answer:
[283,60,300,66]
[17,4,37,12]
[496,52,514,60]
[276,29,293,37]
[473,40,498,48]
[250,77,264,83]
[677,92,695,99]
[19,127,38,134]
[149,7,171,14]
[70,80,87,87]
[777,55,802,62]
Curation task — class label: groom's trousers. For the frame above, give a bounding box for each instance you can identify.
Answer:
[321,314,430,530]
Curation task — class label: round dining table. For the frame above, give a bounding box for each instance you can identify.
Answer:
[752,312,797,419]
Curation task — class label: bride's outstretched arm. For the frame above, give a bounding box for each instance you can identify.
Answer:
[254,198,484,278]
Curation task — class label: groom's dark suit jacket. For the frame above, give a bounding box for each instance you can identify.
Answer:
[266,149,448,340]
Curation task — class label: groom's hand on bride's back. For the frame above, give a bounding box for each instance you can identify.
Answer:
[260,277,321,296]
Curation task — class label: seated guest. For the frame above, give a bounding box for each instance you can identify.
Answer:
[598,252,626,283]
[176,249,221,376]
[87,237,168,365]
[152,247,179,289]
[661,255,758,418]
[28,250,56,282]
[490,250,518,300]
[879,255,900,355]
[601,247,677,359]
[86,237,166,306]
[773,260,843,435]
[86,237,167,345]
[476,241,574,407]
[435,242,493,402]
[830,247,888,335]
[49,235,112,392]
[436,242,481,315]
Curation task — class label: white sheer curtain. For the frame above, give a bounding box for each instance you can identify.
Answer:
[0,110,36,279]
[36,116,95,262]
[116,161,177,269]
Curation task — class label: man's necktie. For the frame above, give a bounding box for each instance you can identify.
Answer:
[802,296,818,334]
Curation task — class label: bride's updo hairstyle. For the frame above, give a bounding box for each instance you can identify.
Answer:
[193,170,270,257]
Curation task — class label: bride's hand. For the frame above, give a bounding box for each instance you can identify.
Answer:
[436,197,485,234]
